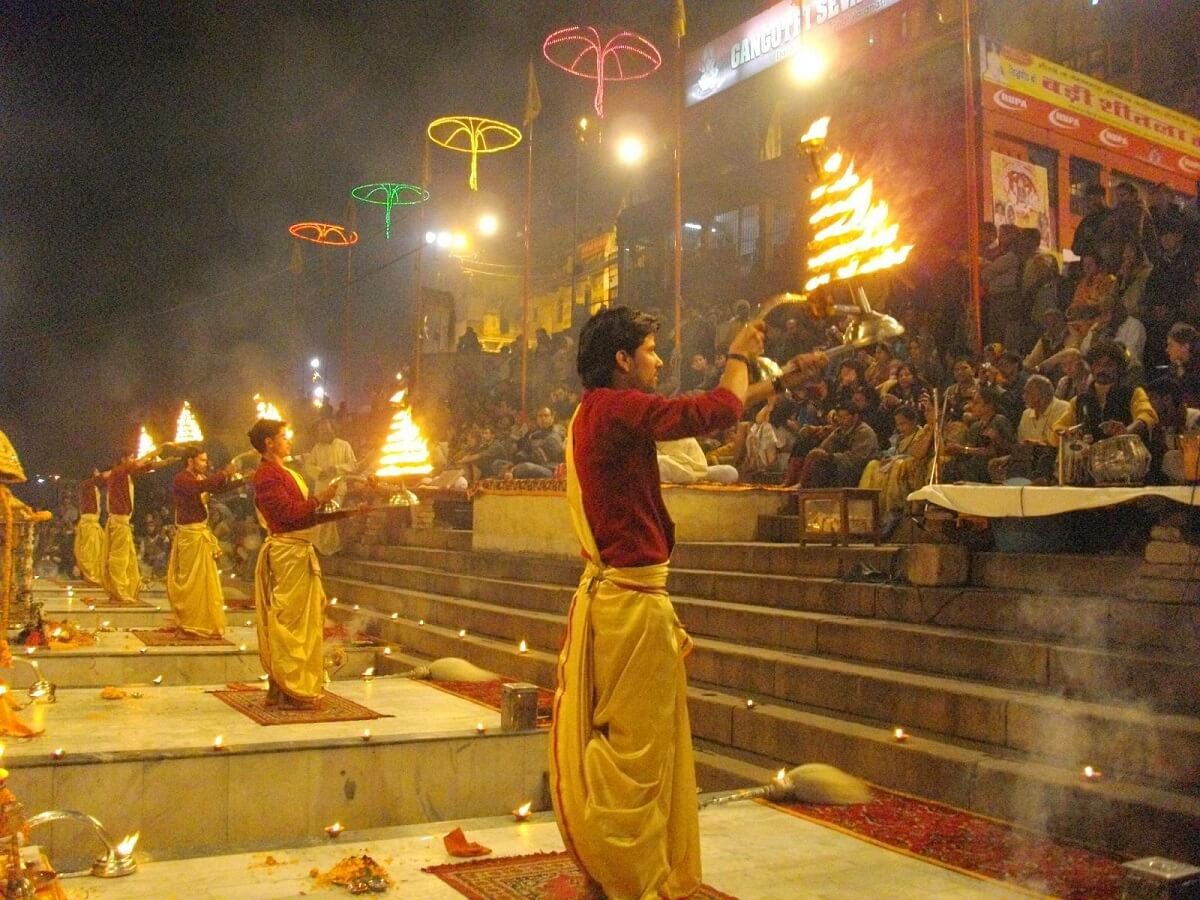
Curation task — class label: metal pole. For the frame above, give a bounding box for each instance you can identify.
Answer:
[571,127,581,318]
[412,213,425,398]
[343,244,353,402]
[672,17,685,385]
[962,0,983,352]
[520,117,535,416]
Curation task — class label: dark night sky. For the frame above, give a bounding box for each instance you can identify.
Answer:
[0,1,754,477]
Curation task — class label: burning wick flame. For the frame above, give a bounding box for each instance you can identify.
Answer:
[376,388,433,478]
[513,802,532,821]
[458,629,467,638]
[518,640,528,653]
[800,116,830,145]
[362,667,376,679]
[115,833,139,857]
[174,401,204,444]
[745,699,755,709]
[136,427,157,459]
[361,729,372,741]
[325,822,344,838]
[893,728,908,742]
[51,748,64,760]
[212,735,225,751]
[1082,765,1102,781]
[774,768,788,784]
[475,722,485,734]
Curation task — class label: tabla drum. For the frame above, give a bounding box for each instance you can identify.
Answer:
[1057,439,1091,486]
[1089,433,1151,486]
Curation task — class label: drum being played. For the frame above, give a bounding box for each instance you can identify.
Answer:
[1057,438,1092,486]
[1089,433,1151,486]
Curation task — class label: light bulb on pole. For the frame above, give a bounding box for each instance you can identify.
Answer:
[616,135,647,167]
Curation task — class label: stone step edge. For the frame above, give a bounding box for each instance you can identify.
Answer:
[325,576,1200,724]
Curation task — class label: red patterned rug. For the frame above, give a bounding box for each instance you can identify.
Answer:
[211,688,391,726]
[769,788,1125,899]
[421,679,553,727]
[132,628,233,647]
[423,851,736,899]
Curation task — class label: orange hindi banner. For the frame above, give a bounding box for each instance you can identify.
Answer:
[980,37,1200,180]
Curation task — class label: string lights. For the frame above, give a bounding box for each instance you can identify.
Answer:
[288,222,359,247]
[427,116,522,191]
[349,183,429,239]
[542,26,662,118]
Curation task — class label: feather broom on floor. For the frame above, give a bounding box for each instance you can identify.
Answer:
[699,763,871,809]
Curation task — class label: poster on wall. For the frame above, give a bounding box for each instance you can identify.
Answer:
[989,152,1054,250]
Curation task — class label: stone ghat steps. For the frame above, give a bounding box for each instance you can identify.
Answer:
[324,557,1200,713]
[324,578,1200,791]
[333,544,1200,655]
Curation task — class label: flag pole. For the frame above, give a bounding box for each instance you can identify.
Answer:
[520,58,541,417]
[672,0,686,386]
[412,140,430,399]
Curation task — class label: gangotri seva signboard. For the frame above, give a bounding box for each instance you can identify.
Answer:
[685,0,901,106]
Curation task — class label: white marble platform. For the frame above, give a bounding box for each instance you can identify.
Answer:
[65,802,1026,899]
[5,678,546,863]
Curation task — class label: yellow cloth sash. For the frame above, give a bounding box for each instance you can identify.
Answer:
[103,514,140,604]
[253,464,325,702]
[166,522,225,637]
[73,513,107,587]
[549,415,702,900]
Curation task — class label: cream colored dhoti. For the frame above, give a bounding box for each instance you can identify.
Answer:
[549,419,701,900]
[166,522,226,637]
[254,534,326,702]
[104,514,140,604]
[74,512,107,586]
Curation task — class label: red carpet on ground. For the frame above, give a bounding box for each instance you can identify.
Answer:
[423,851,736,899]
[211,688,391,726]
[769,788,1125,899]
[132,628,233,647]
[421,679,553,726]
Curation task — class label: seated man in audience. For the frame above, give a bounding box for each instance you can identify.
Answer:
[994,351,1030,422]
[793,397,879,489]
[657,437,739,485]
[1053,341,1157,442]
[1017,375,1070,446]
[455,424,513,482]
[511,406,565,479]
[1145,378,1200,484]
[940,386,1013,483]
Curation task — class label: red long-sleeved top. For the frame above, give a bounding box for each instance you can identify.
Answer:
[252,459,319,535]
[172,470,229,525]
[79,476,102,515]
[571,386,742,568]
[106,464,136,516]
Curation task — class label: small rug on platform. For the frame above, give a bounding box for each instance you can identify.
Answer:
[132,628,233,647]
[423,851,736,899]
[421,679,553,726]
[211,688,391,726]
[768,788,1125,900]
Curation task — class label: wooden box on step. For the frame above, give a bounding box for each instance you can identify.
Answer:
[796,488,880,546]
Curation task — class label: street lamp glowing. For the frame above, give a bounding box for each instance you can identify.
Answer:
[616,135,646,167]
[425,231,437,244]
[789,44,828,83]
[436,231,452,249]
[477,213,499,237]
[310,357,321,370]
[578,117,589,132]
[452,232,469,251]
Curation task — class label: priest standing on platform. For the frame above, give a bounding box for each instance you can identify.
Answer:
[73,471,107,587]
[302,418,357,556]
[166,447,235,638]
[549,306,823,900]
[103,449,161,604]
[249,419,337,710]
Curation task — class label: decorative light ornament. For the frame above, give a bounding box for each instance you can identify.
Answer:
[349,183,428,239]
[375,388,433,478]
[542,26,662,118]
[136,427,157,459]
[174,401,204,445]
[427,116,522,192]
[288,222,359,247]
[800,117,913,293]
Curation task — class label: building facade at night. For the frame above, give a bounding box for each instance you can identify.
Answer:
[615,0,1200,334]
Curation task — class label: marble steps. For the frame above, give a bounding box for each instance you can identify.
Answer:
[323,577,1200,791]
[332,547,1200,656]
[324,558,1200,710]
[3,680,547,864]
[686,682,1200,865]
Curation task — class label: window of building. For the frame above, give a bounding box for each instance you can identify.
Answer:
[761,103,783,162]
[739,205,760,273]
[712,210,738,249]
[1069,156,1103,216]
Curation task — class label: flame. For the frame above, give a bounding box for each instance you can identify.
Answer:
[515,801,532,818]
[136,426,157,458]
[115,832,139,856]
[803,119,913,294]
[376,390,433,478]
[775,768,787,782]
[801,116,830,144]
[253,394,283,421]
[518,640,528,653]
[174,401,204,444]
